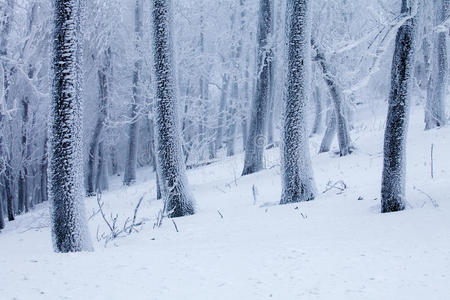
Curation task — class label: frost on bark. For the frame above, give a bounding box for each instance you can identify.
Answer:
[381,0,419,213]
[124,0,144,186]
[319,105,337,153]
[49,0,93,252]
[280,0,316,204]
[152,0,195,217]
[425,0,448,129]
[86,48,110,196]
[242,0,273,176]
[310,85,322,136]
[312,39,352,156]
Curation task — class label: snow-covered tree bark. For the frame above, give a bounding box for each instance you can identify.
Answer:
[215,74,229,151]
[381,0,419,213]
[86,48,110,196]
[310,85,322,136]
[312,39,352,156]
[242,0,273,175]
[49,0,93,252]
[425,0,448,129]
[280,0,316,204]
[124,0,144,186]
[152,0,195,217]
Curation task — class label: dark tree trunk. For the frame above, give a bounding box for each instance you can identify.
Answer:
[50,0,92,252]
[381,0,419,213]
[152,0,195,217]
[242,0,274,175]
[310,85,323,136]
[280,0,316,204]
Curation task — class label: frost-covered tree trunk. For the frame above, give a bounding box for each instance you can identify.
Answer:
[426,0,448,129]
[381,0,419,213]
[310,85,322,136]
[242,0,273,175]
[226,78,238,157]
[215,74,229,151]
[319,105,337,153]
[95,141,109,192]
[40,133,48,203]
[86,48,110,196]
[280,0,316,204]
[49,0,92,252]
[0,194,4,230]
[124,0,143,186]
[152,0,195,217]
[312,39,352,156]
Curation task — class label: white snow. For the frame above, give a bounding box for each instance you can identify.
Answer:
[1,106,449,299]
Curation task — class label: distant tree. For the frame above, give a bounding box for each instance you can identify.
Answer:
[242,0,273,176]
[425,0,448,129]
[381,0,419,213]
[152,0,195,217]
[280,0,316,204]
[49,0,93,252]
[124,0,144,186]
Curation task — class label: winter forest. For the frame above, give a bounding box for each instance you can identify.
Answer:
[0,0,449,298]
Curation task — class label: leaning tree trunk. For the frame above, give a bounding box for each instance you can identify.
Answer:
[152,0,195,218]
[426,0,448,129]
[124,0,144,186]
[242,0,273,175]
[381,0,419,213]
[310,85,323,136]
[49,0,92,252]
[319,105,337,153]
[312,39,352,156]
[280,0,316,204]
[86,48,110,196]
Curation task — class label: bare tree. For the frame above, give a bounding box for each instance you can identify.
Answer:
[280,0,316,204]
[152,0,195,217]
[381,0,419,213]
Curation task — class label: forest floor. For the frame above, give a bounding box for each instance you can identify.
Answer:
[1,106,450,300]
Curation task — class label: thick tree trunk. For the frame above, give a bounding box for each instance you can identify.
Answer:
[50,0,92,252]
[280,0,316,204]
[242,0,273,175]
[124,0,144,186]
[312,39,352,156]
[152,0,195,217]
[381,0,419,213]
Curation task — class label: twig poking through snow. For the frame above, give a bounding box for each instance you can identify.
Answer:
[217,210,224,219]
[414,186,439,208]
[431,144,434,179]
[252,185,258,205]
[322,180,347,194]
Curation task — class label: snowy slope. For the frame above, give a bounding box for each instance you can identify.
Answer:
[1,107,449,300]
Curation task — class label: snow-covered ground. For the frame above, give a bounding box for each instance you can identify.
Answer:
[1,107,449,300]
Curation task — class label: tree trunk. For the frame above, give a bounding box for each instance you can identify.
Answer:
[381,0,419,213]
[310,85,323,136]
[312,39,352,156]
[216,74,229,151]
[40,133,48,203]
[280,0,316,204]
[50,0,93,252]
[95,141,109,192]
[152,0,195,217]
[426,0,448,128]
[86,48,110,195]
[242,0,274,175]
[319,106,337,153]
[124,0,144,186]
